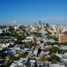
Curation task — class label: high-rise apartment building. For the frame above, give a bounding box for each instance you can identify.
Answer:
[59,31,67,43]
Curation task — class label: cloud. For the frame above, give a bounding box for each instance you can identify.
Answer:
[32,16,67,22]
[32,18,48,23]
[46,16,65,20]
[11,20,17,25]
[31,16,67,24]
[7,20,17,25]
[13,20,16,23]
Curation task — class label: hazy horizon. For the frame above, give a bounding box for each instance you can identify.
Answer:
[0,0,67,25]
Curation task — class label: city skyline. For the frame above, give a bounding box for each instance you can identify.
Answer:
[0,0,67,25]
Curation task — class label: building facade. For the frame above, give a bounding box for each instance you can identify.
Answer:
[59,32,67,43]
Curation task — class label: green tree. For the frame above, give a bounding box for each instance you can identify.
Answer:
[50,55,60,63]
[50,47,60,54]
[9,56,20,61]
[31,32,42,37]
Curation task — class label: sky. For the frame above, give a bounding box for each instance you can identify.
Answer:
[0,0,67,25]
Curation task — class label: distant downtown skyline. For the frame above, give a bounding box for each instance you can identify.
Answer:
[0,0,67,25]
